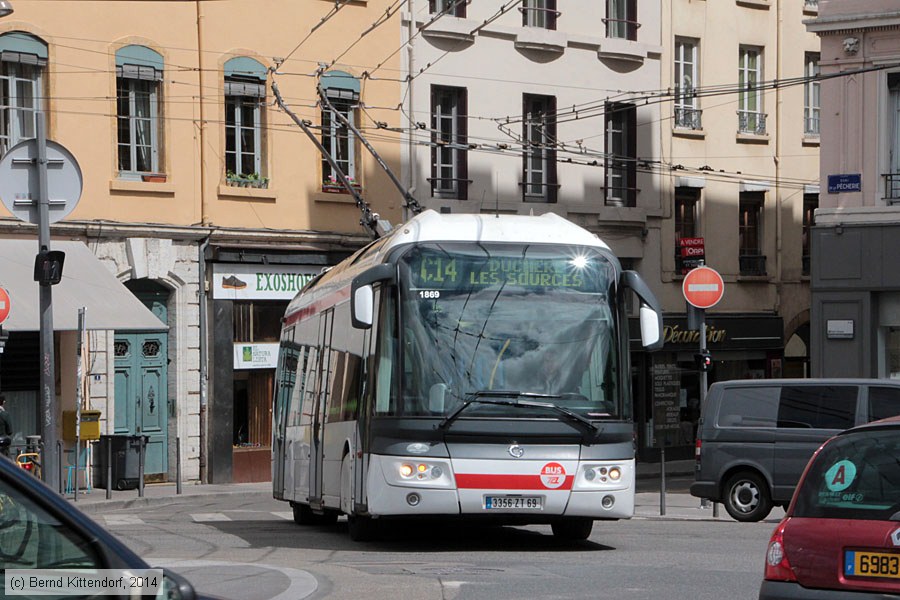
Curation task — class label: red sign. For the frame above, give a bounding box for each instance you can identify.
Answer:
[0,286,10,324]
[679,237,705,258]
[679,237,705,248]
[683,266,724,309]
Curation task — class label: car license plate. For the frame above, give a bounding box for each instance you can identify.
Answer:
[484,496,542,510]
[845,550,900,579]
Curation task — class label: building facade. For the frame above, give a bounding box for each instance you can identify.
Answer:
[0,1,403,484]
[807,1,900,379]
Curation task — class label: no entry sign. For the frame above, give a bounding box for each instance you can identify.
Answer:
[683,266,724,309]
[0,286,10,324]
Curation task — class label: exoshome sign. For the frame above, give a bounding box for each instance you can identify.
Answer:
[212,264,323,300]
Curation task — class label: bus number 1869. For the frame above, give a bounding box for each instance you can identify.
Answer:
[419,290,441,299]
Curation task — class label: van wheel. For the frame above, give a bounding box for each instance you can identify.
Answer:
[551,518,593,541]
[723,472,772,522]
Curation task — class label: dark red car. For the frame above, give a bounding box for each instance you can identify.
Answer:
[759,416,900,599]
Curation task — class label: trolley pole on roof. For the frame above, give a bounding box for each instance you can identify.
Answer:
[269,75,390,239]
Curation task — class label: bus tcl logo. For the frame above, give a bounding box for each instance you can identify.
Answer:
[540,462,567,489]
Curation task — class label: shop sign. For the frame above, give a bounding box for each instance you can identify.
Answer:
[664,325,727,345]
[826,319,854,340]
[234,343,279,369]
[651,357,681,448]
[213,264,322,300]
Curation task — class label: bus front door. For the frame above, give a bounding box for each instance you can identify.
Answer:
[310,309,333,507]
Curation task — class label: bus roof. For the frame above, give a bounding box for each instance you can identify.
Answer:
[284,210,612,320]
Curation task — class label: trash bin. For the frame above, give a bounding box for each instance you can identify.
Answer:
[96,435,148,490]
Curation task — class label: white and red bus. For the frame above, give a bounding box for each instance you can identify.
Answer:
[272,210,663,540]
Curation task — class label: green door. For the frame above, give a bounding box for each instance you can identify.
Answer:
[114,282,168,479]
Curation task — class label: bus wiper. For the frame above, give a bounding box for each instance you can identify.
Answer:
[437,390,602,445]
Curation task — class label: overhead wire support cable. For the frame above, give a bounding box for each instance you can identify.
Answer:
[270,72,390,239]
[317,82,424,216]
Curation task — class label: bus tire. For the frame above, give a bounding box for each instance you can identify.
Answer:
[348,515,379,542]
[550,518,593,541]
[292,502,317,525]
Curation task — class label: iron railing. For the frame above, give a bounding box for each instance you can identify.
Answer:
[739,254,767,276]
[738,110,767,135]
[519,5,560,29]
[884,173,900,202]
[675,107,702,130]
[603,17,640,41]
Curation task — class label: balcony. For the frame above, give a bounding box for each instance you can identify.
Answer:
[603,17,639,41]
[739,254,767,276]
[738,111,767,135]
[883,174,900,204]
[675,107,702,130]
[520,5,559,29]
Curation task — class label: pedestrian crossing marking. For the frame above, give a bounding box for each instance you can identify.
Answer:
[191,512,232,522]
[273,511,293,520]
[104,515,144,525]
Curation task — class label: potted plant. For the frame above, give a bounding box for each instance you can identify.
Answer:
[227,171,269,189]
[322,175,359,193]
[141,173,167,183]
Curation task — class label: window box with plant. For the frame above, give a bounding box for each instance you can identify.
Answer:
[226,171,269,189]
[322,175,360,193]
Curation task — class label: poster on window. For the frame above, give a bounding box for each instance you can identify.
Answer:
[213,264,323,300]
[234,343,279,369]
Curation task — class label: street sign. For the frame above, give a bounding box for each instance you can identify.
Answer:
[683,266,724,309]
[827,173,861,194]
[0,286,10,324]
[0,138,83,224]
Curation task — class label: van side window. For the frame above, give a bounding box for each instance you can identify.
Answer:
[868,386,900,422]
[777,385,856,429]
[717,387,778,427]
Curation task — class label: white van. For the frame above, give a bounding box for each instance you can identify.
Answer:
[690,378,900,522]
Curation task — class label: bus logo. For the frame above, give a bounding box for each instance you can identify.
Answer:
[540,462,567,489]
[508,444,525,458]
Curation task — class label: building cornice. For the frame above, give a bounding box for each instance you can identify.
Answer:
[806,12,900,34]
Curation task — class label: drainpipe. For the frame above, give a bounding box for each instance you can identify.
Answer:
[196,0,210,226]
[198,233,211,483]
[405,0,416,223]
[774,0,783,314]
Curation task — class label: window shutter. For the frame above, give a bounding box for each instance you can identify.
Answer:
[627,0,637,40]
[225,80,266,98]
[117,64,162,81]
[627,104,636,206]
[430,86,438,197]
[547,95,558,203]
[548,0,558,31]
[458,87,468,200]
[521,95,528,201]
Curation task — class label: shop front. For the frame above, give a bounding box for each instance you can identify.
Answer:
[208,258,333,484]
[630,314,784,462]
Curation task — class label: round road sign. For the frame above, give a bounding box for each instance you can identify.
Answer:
[683,266,724,309]
[0,138,83,225]
[0,286,11,325]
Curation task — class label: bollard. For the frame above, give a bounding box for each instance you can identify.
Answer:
[106,439,112,500]
[659,446,666,516]
[138,436,145,498]
[176,436,182,495]
[713,501,719,518]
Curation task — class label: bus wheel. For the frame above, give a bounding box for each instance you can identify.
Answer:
[348,515,379,542]
[292,502,317,525]
[550,518,593,541]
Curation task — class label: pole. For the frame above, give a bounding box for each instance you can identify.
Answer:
[138,436,145,498]
[74,308,85,501]
[698,312,719,517]
[176,436,182,495]
[659,446,666,516]
[105,439,111,500]
[36,113,59,493]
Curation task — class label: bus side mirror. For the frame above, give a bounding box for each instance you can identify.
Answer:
[621,270,664,351]
[350,263,396,329]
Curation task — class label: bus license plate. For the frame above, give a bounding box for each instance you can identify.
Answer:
[845,550,900,579]
[485,496,542,510]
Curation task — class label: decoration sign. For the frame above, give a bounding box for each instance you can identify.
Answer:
[233,343,279,369]
[683,266,725,309]
[213,264,323,300]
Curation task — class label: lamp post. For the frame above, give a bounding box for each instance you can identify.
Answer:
[0,1,14,18]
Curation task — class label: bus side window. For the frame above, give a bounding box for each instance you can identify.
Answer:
[299,347,318,426]
[288,347,309,426]
[373,287,396,415]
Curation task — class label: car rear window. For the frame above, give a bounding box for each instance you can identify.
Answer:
[793,428,900,520]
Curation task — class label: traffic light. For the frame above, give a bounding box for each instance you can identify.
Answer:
[34,249,65,285]
[695,350,712,372]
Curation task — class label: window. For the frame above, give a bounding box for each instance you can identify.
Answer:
[233,301,286,343]
[116,45,164,178]
[674,38,701,130]
[717,387,778,428]
[605,102,636,207]
[804,53,820,136]
[886,73,900,202]
[320,70,360,192]
[225,57,267,185]
[869,387,900,422]
[802,193,817,276]
[606,0,638,41]
[430,86,468,199]
[0,32,47,158]
[522,0,557,29]
[430,0,465,17]
[522,94,557,202]
[738,46,765,134]
[739,192,766,275]
[777,385,856,430]
[675,188,699,273]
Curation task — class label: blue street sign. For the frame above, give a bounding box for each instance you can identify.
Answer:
[827,173,861,193]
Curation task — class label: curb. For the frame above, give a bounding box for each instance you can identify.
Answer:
[69,487,271,513]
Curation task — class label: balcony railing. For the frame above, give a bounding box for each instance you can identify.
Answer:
[520,5,560,29]
[804,0,818,9]
[675,107,702,130]
[603,17,640,41]
[738,111,767,135]
[884,173,900,203]
[739,254,767,276]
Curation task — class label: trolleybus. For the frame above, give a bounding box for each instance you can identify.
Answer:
[272,209,663,540]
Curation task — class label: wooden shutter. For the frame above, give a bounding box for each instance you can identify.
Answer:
[458,88,468,200]
[548,0,558,30]
[626,104,636,206]
[627,0,637,40]
[547,96,558,203]
[430,86,438,197]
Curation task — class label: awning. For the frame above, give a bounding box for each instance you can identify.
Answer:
[0,239,167,331]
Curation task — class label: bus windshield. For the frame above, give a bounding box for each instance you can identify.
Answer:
[394,242,621,420]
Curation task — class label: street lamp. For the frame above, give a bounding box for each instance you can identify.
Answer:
[0,1,13,18]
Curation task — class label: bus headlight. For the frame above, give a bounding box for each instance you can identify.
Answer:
[575,463,630,490]
[385,458,455,488]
